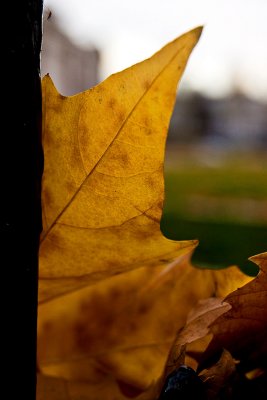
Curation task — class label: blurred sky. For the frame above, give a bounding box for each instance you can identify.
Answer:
[44,0,267,101]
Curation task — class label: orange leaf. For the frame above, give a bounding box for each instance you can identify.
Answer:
[200,252,267,371]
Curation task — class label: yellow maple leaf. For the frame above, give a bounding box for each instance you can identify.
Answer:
[37,27,252,400]
[39,27,204,303]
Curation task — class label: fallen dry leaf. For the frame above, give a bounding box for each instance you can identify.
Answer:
[174,298,231,350]
[199,349,237,399]
[200,252,267,372]
[37,26,254,400]
[159,266,252,374]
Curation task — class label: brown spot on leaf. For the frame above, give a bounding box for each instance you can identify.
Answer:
[108,98,116,109]
[118,151,129,166]
[43,189,52,209]
[137,301,150,316]
[49,100,63,115]
[145,176,156,189]
[76,294,117,352]
[46,230,64,250]
[143,80,151,91]
[157,200,164,210]
[65,179,77,195]
[117,110,126,122]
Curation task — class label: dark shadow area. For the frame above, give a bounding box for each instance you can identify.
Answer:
[161,216,262,275]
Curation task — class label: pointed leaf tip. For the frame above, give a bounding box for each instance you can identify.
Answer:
[193,25,204,37]
[184,25,204,41]
[42,73,61,96]
[248,251,267,266]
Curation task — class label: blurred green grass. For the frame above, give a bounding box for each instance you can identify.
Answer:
[161,147,267,275]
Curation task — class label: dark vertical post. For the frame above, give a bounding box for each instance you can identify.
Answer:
[1,1,43,399]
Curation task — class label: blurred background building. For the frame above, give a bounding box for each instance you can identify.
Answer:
[41,17,100,95]
[169,91,267,150]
